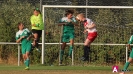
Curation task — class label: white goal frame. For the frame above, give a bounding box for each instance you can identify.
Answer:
[41,5,133,65]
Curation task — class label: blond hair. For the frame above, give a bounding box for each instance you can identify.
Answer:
[76,13,85,18]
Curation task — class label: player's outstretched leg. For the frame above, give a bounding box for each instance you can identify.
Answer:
[119,48,133,74]
[59,42,66,65]
[80,46,90,61]
[24,51,30,70]
[119,62,130,74]
[24,58,30,70]
[68,39,74,59]
[68,45,73,59]
[33,39,41,52]
[59,49,64,65]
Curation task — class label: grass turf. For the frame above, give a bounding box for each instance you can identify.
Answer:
[0,65,132,74]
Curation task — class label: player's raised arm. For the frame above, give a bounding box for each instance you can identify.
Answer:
[68,17,78,26]
[86,23,96,29]
[126,44,131,50]
[58,17,68,26]
[70,22,78,26]
[25,28,34,40]
[16,36,25,43]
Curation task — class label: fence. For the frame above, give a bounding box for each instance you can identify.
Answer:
[0,42,129,66]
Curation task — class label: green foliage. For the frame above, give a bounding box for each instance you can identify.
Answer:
[0,0,37,64]
[1,0,133,66]
[95,9,115,25]
[0,0,34,42]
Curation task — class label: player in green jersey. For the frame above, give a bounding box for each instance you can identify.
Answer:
[120,35,133,74]
[30,8,44,52]
[58,9,78,65]
[16,22,32,70]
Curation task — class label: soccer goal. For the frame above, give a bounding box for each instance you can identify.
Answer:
[41,5,133,66]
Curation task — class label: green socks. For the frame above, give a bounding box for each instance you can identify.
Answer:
[60,50,64,61]
[60,45,73,61]
[24,59,30,67]
[68,45,73,56]
[123,62,130,71]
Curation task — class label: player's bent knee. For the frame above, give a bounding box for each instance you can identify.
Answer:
[128,58,133,62]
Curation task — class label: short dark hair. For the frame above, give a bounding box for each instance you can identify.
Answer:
[17,22,23,30]
[65,9,74,16]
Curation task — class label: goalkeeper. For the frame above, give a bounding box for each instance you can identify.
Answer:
[120,35,133,74]
[30,8,44,52]
[58,9,78,65]
[16,22,32,70]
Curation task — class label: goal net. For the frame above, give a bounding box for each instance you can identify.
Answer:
[41,5,133,66]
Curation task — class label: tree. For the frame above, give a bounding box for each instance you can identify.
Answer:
[0,0,35,64]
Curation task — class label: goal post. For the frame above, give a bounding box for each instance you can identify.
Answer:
[41,5,133,65]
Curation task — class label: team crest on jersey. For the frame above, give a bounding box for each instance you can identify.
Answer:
[24,31,27,34]
[84,22,88,27]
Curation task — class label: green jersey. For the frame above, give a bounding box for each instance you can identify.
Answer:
[128,35,133,44]
[16,28,32,54]
[59,17,76,32]
[128,36,133,59]
[30,14,44,30]
[16,28,31,43]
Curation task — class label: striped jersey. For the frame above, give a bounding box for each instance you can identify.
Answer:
[84,18,97,33]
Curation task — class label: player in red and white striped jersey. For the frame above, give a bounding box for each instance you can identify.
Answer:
[76,13,97,61]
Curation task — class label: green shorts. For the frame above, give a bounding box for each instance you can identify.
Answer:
[129,48,133,58]
[21,41,32,54]
[62,31,74,43]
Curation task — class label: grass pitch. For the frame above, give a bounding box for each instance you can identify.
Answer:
[0,64,132,74]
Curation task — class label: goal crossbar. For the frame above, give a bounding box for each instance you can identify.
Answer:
[42,5,133,9]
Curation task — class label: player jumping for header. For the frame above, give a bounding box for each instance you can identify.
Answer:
[30,8,44,52]
[58,9,78,65]
[76,13,97,61]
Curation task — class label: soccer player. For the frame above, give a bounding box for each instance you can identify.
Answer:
[16,22,32,70]
[30,8,44,52]
[119,35,133,74]
[76,13,97,61]
[58,9,77,65]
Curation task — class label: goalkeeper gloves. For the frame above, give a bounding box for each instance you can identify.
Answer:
[35,24,40,27]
